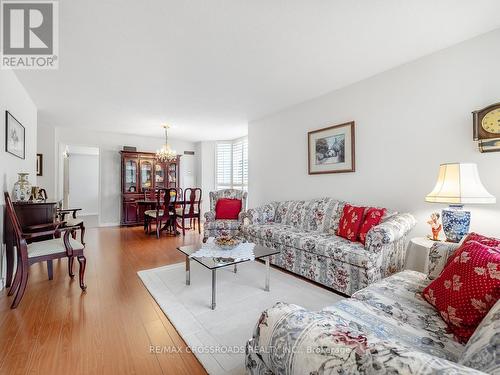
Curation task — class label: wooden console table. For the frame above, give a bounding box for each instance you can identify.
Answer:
[3,200,59,288]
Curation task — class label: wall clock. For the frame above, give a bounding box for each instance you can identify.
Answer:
[473,102,500,153]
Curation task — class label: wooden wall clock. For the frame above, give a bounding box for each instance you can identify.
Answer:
[473,102,500,153]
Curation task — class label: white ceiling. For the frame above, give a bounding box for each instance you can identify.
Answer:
[15,0,500,142]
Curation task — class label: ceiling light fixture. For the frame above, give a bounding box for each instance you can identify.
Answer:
[156,124,177,162]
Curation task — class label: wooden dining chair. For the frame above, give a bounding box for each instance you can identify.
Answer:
[175,188,202,236]
[145,188,177,238]
[4,192,87,309]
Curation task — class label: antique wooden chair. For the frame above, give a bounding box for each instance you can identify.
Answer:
[145,188,177,238]
[175,188,202,236]
[4,192,87,309]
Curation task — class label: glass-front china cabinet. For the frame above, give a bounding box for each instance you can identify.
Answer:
[120,151,180,225]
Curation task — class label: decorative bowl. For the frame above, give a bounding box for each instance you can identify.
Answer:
[214,236,241,250]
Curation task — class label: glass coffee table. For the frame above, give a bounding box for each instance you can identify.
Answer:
[177,244,280,310]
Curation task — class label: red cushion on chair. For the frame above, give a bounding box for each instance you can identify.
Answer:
[337,204,366,242]
[215,199,242,220]
[422,240,500,343]
[358,207,386,245]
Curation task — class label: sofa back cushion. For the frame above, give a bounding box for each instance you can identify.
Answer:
[274,198,343,232]
[459,298,500,374]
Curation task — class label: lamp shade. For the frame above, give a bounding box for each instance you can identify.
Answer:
[425,163,496,205]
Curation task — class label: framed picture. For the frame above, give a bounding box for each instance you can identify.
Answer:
[37,154,43,176]
[308,121,355,174]
[5,111,25,159]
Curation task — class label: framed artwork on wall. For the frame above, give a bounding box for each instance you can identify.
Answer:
[5,111,25,159]
[308,121,355,174]
[37,154,43,176]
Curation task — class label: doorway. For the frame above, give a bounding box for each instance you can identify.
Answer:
[62,145,100,228]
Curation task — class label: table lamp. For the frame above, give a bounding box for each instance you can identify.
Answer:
[425,163,495,242]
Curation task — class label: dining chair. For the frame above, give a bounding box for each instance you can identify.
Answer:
[4,192,87,309]
[175,188,202,236]
[145,188,177,238]
[143,188,156,232]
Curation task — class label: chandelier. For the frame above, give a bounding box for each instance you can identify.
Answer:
[156,124,177,162]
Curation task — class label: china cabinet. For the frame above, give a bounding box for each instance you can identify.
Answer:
[120,151,180,226]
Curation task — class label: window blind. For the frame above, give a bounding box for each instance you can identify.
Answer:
[216,138,248,191]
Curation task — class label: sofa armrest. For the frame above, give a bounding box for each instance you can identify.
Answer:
[244,203,277,225]
[365,213,416,253]
[204,211,215,222]
[427,241,462,279]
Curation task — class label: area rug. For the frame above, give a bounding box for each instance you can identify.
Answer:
[138,261,343,375]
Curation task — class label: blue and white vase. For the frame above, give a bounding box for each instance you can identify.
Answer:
[442,205,470,243]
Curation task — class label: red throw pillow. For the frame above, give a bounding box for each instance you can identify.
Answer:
[443,233,500,269]
[358,207,386,245]
[337,204,366,242]
[422,240,500,343]
[215,199,242,220]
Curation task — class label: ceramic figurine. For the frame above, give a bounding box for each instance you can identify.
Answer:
[427,212,442,241]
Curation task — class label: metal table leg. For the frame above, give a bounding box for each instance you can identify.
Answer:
[185,256,190,285]
[211,269,216,310]
[265,257,270,292]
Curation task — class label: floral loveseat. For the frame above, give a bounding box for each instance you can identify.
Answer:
[246,241,499,375]
[242,198,416,295]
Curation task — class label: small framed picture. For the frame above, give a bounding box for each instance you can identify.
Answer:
[5,111,25,159]
[308,121,355,174]
[37,154,43,176]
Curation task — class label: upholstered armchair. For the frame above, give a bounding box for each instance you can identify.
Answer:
[203,189,248,242]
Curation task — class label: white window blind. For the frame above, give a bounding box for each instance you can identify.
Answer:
[216,138,248,191]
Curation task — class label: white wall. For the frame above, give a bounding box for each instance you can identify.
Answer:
[68,153,99,215]
[38,127,198,226]
[195,141,217,215]
[0,70,37,288]
[36,122,56,198]
[249,29,500,238]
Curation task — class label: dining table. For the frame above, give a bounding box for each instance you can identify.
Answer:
[136,199,198,236]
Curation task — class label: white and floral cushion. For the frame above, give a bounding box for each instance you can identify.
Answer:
[427,241,462,279]
[347,270,464,360]
[28,237,84,258]
[145,209,165,218]
[243,223,377,269]
[246,271,485,375]
[459,299,500,374]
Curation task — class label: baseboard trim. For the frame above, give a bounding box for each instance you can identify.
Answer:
[98,222,120,227]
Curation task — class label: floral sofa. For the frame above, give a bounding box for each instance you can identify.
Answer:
[245,242,499,375]
[203,189,248,242]
[242,198,416,295]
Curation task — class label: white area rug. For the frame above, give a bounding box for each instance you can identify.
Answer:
[138,261,344,375]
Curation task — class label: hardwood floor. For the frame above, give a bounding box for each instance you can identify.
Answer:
[0,226,208,375]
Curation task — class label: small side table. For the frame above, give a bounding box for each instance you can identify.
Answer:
[405,237,441,273]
